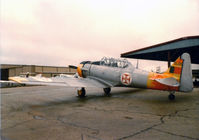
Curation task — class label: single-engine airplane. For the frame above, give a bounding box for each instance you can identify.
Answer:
[7,53,193,100]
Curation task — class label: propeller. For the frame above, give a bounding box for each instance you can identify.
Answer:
[69,65,77,69]
[69,61,91,78]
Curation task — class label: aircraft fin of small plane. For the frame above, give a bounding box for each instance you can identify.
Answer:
[148,53,193,91]
[163,53,193,92]
[164,55,183,81]
[179,53,193,92]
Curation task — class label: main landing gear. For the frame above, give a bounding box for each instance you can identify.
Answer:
[77,87,86,98]
[103,87,111,96]
[77,87,112,98]
[168,91,175,100]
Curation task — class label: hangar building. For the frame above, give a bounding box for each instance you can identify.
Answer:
[121,35,199,67]
[0,64,76,80]
[121,35,199,86]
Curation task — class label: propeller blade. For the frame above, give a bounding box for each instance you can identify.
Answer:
[69,65,77,69]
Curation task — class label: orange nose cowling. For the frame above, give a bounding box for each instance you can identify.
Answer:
[77,64,83,77]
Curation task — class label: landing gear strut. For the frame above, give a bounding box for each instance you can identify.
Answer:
[103,87,111,96]
[77,87,86,97]
[168,91,175,100]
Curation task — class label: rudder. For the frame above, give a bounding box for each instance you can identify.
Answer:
[179,53,193,92]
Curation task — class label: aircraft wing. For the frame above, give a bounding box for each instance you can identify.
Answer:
[0,80,17,83]
[154,77,180,87]
[8,76,113,88]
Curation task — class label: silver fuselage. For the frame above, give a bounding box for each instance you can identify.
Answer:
[82,63,149,88]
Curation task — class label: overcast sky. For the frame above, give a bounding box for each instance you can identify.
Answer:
[1,0,199,71]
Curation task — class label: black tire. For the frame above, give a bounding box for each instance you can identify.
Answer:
[77,88,86,97]
[103,88,111,96]
[168,94,175,100]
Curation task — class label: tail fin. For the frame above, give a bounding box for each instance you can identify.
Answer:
[164,53,193,92]
[179,53,193,92]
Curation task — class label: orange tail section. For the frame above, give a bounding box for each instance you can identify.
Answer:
[164,56,183,82]
[147,56,184,91]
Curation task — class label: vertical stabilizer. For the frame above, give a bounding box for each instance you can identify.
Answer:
[179,53,193,92]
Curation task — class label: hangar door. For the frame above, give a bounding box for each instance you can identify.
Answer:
[0,69,9,80]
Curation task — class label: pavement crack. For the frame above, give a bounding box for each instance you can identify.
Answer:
[153,128,198,140]
[172,109,189,116]
[56,116,99,135]
[116,108,191,140]
[159,108,193,124]
[117,123,161,140]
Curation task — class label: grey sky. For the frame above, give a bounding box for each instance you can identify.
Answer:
[1,0,199,71]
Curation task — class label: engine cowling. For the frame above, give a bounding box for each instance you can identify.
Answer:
[77,61,91,78]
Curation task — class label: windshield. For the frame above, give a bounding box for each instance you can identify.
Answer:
[100,57,129,68]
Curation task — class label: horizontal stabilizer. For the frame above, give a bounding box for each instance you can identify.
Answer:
[154,77,179,87]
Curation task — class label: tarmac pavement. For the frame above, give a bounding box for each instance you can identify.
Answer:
[1,86,199,140]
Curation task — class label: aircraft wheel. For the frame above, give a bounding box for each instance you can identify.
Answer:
[168,94,175,100]
[103,87,111,96]
[77,88,86,97]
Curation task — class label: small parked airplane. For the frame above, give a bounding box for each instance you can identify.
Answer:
[8,53,193,100]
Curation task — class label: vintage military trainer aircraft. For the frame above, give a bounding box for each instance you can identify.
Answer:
[7,53,193,100]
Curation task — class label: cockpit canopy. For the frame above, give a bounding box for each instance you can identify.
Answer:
[100,57,129,68]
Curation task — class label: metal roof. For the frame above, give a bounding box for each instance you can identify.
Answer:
[121,36,199,64]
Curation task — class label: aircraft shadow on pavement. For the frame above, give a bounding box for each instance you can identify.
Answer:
[77,88,146,100]
[29,88,193,109]
[29,88,145,108]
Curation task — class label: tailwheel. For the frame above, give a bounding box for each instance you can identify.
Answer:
[103,87,111,96]
[168,91,175,100]
[77,87,86,98]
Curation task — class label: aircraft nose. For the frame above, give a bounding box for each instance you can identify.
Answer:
[77,61,91,77]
